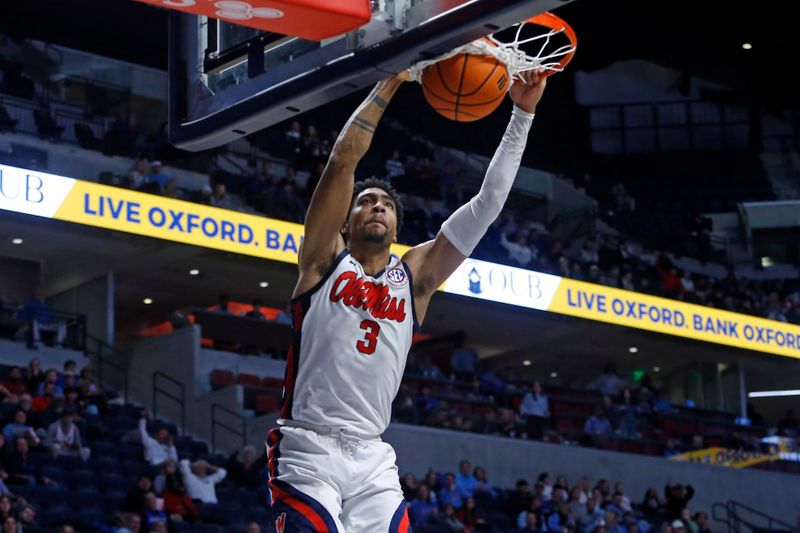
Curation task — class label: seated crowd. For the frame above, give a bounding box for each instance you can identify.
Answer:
[401,458,710,533]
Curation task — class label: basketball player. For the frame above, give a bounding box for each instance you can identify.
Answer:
[267,68,547,532]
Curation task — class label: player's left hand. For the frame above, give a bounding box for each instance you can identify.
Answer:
[509,68,547,114]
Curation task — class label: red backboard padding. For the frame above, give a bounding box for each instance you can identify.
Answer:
[136,0,371,41]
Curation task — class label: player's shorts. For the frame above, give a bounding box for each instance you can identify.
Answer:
[266,422,411,533]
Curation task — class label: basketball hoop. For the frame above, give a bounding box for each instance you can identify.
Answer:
[409,11,577,83]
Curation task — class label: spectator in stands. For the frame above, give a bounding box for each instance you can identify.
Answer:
[244,300,266,320]
[32,382,57,414]
[664,438,683,458]
[7,437,53,486]
[501,230,535,268]
[0,497,12,523]
[36,369,64,397]
[124,475,153,513]
[138,411,178,466]
[451,337,479,381]
[17,504,40,532]
[21,290,66,349]
[0,103,17,132]
[216,294,231,314]
[153,459,177,495]
[45,406,90,461]
[210,183,233,209]
[642,488,665,516]
[459,496,489,532]
[613,482,632,511]
[588,365,625,396]
[147,161,170,192]
[580,240,599,265]
[226,445,267,490]
[517,496,545,530]
[0,367,26,402]
[473,466,497,498]
[664,484,694,520]
[385,150,406,183]
[614,388,639,438]
[3,410,38,445]
[32,108,64,141]
[519,381,550,440]
[142,491,168,530]
[163,178,183,200]
[455,459,478,497]
[245,523,261,533]
[580,496,605,533]
[179,459,226,504]
[116,513,142,533]
[128,158,149,189]
[548,502,576,533]
[507,479,532,519]
[438,472,468,508]
[519,511,545,533]
[409,484,438,529]
[401,472,419,501]
[578,477,591,504]
[25,359,43,396]
[693,512,711,533]
[416,353,446,380]
[441,503,465,532]
[1,516,16,533]
[583,406,614,441]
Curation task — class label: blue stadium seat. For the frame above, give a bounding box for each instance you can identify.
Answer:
[194,524,223,533]
[91,441,118,460]
[75,510,107,531]
[214,503,245,525]
[190,440,210,456]
[92,457,119,475]
[101,491,127,513]
[40,464,66,484]
[97,473,128,493]
[246,509,272,525]
[120,461,144,479]
[118,442,144,461]
[34,485,67,509]
[66,469,95,490]
[55,454,87,471]
[39,508,68,527]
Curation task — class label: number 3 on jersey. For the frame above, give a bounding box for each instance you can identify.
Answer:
[356,319,380,355]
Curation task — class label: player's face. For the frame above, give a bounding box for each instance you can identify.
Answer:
[345,188,398,246]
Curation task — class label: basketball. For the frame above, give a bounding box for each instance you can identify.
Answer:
[421,52,510,122]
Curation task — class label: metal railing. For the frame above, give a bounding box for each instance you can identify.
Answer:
[712,500,799,533]
[153,372,186,436]
[84,334,128,403]
[210,403,247,453]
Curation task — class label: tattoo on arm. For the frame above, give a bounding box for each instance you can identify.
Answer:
[352,117,377,133]
[371,94,389,110]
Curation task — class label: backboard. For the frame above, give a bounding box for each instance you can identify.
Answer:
[168,0,575,151]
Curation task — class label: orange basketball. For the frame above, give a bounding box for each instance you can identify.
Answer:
[421,52,510,122]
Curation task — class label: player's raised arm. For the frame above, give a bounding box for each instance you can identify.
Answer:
[294,73,408,296]
[403,69,547,321]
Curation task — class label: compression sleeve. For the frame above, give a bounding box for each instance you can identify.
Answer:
[440,105,534,256]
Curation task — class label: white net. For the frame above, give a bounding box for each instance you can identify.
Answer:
[409,16,576,82]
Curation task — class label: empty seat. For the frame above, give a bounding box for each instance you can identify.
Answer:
[255,394,280,415]
[212,369,236,390]
[237,373,262,387]
[262,377,285,389]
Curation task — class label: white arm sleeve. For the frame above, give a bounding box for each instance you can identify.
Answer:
[440,106,534,257]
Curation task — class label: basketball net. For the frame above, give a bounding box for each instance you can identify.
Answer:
[409,12,577,83]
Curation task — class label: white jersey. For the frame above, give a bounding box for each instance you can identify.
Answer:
[279,250,418,436]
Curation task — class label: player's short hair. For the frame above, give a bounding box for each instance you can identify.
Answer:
[350,178,404,234]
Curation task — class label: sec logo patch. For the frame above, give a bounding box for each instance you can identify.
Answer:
[386,266,408,288]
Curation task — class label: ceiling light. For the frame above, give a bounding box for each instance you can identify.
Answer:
[629,347,638,354]
[748,389,800,398]
[523,360,532,366]
[11,238,23,245]
[742,43,752,50]
[259,281,269,288]
[653,366,661,373]
[550,372,558,378]
[189,269,200,276]
[143,298,153,305]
